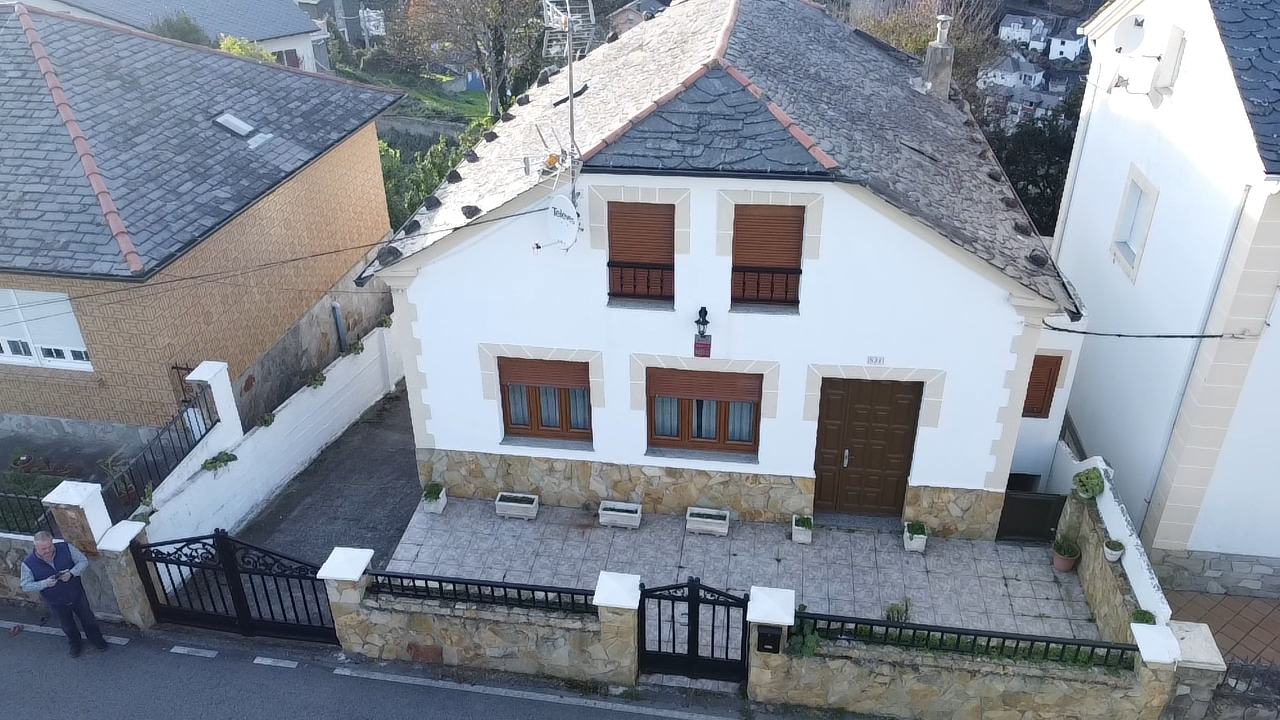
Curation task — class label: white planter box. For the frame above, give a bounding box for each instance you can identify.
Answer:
[495,492,539,520]
[423,487,447,515]
[903,528,928,553]
[686,507,730,536]
[599,500,642,528]
[792,515,812,545]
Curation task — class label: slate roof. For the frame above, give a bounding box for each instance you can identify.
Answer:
[0,5,400,279]
[1208,0,1280,174]
[47,0,319,42]
[363,0,1074,310]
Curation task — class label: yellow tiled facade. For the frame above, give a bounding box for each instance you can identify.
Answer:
[0,123,389,427]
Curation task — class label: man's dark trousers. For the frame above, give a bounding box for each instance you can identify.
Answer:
[52,589,105,651]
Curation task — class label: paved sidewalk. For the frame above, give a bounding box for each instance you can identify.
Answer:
[389,498,1100,640]
[1168,591,1280,662]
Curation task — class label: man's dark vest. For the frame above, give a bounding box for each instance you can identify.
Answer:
[23,542,84,606]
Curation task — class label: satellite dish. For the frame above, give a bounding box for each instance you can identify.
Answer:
[1113,15,1146,55]
[546,194,578,246]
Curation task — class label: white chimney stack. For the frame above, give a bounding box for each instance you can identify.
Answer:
[921,15,955,101]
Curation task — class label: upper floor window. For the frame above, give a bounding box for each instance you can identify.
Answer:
[0,289,92,372]
[607,202,675,301]
[1022,355,1063,419]
[1113,169,1158,274]
[498,357,591,441]
[732,205,804,306]
[646,368,762,455]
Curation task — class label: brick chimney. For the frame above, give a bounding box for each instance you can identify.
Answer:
[921,15,955,101]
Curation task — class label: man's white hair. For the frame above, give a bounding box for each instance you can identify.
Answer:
[32,531,54,543]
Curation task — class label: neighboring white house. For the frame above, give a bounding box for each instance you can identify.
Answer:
[978,53,1046,90]
[363,0,1084,542]
[1000,13,1049,49]
[1053,0,1280,597]
[24,0,323,72]
[1048,33,1089,61]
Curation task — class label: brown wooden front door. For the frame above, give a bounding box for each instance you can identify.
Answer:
[814,378,924,516]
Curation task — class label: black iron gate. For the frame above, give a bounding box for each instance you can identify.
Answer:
[132,530,336,644]
[639,577,749,682]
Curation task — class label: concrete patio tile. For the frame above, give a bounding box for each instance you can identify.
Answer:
[828,598,858,617]
[1071,621,1102,640]
[962,611,992,630]
[828,578,856,600]
[851,550,877,568]
[530,555,559,575]
[928,573,957,596]
[934,607,965,627]
[1065,601,1092,620]
[901,552,927,572]
[1002,562,1031,580]
[984,596,1014,616]
[1024,563,1056,582]
[1024,546,1053,564]
[554,556,583,576]
[989,614,1019,633]
[1059,582,1087,603]
[1015,616,1047,635]
[975,559,1005,578]
[996,544,1025,563]
[1038,599,1068,619]
[391,543,420,562]
[1007,579,1035,598]
[1011,596,1040,616]
[1041,618,1074,638]
[954,574,984,597]
[1030,581,1062,600]
[903,570,931,591]
[969,541,1001,563]
[385,559,412,573]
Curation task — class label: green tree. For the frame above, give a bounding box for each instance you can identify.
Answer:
[987,84,1084,234]
[148,12,213,46]
[219,37,277,63]
[378,120,488,228]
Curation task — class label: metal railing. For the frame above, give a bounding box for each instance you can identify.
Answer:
[608,261,674,300]
[731,266,801,305]
[102,383,220,523]
[795,611,1139,670]
[0,491,59,536]
[1220,659,1280,703]
[367,571,596,614]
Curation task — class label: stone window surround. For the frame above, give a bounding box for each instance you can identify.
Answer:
[478,344,606,409]
[629,354,781,420]
[1111,164,1159,282]
[717,190,824,260]
[588,186,692,254]
[802,365,946,429]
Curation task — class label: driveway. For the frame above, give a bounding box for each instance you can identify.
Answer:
[238,384,420,569]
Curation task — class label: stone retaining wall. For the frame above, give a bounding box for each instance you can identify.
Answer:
[1060,495,1140,644]
[747,631,1174,720]
[1148,548,1280,599]
[902,486,1005,540]
[417,448,813,522]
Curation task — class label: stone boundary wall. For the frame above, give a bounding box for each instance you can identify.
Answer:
[417,448,813,522]
[1060,494,1140,644]
[1148,548,1280,599]
[747,633,1174,720]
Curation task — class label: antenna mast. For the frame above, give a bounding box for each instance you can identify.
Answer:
[542,0,596,201]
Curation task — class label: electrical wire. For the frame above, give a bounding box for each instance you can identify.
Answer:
[1039,321,1248,340]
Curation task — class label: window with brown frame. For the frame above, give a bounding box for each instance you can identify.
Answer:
[731,204,804,305]
[498,358,592,440]
[1022,355,1063,419]
[607,202,676,300]
[646,368,762,454]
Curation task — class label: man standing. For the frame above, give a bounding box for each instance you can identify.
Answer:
[19,531,109,657]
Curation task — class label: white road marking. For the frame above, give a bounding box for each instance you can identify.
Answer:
[253,656,299,668]
[169,645,218,658]
[0,619,129,645]
[332,667,733,719]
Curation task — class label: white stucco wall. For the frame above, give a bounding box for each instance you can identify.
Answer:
[402,174,1061,492]
[259,33,318,73]
[1012,315,1085,481]
[1053,0,1263,528]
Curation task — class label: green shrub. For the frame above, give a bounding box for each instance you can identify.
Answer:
[201,451,238,472]
[1073,468,1104,499]
[308,372,327,389]
[794,515,813,530]
[1131,609,1156,625]
[259,412,275,427]
[423,483,444,502]
[905,521,928,537]
[1053,537,1081,560]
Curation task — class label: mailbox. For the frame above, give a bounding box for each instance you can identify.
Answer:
[756,624,783,654]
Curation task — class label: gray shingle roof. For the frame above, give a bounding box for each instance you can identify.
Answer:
[365,0,1073,310]
[0,6,400,279]
[50,0,319,42]
[1208,0,1280,174]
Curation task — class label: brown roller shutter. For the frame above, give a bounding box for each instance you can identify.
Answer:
[498,358,589,388]
[607,202,675,265]
[1022,355,1063,418]
[646,368,763,402]
[732,205,804,269]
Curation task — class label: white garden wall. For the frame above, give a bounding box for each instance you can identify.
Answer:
[144,326,402,542]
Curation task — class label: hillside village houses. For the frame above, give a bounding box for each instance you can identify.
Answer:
[363,0,1087,541]
[1054,0,1280,599]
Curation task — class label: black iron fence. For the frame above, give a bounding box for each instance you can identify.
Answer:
[795,610,1139,670]
[367,571,595,614]
[0,491,59,536]
[1220,659,1280,704]
[102,384,220,523]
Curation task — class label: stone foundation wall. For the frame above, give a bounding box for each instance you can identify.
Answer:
[747,630,1174,720]
[417,448,813,522]
[1060,495,1140,644]
[1148,548,1280,599]
[902,486,1004,540]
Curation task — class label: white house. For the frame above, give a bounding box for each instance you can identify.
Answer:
[978,53,1046,90]
[363,0,1084,541]
[999,13,1048,47]
[24,0,323,72]
[1053,0,1280,597]
[1048,33,1088,61]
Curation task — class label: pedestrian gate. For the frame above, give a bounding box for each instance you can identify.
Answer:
[638,577,749,682]
[132,530,337,644]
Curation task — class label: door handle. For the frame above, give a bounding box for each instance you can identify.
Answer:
[843,449,849,468]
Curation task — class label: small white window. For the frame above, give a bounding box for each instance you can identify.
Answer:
[0,289,92,371]
[40,347,66,360]
[71,349,89,362]
[1113,168,1159,276]
[7,339,32,357]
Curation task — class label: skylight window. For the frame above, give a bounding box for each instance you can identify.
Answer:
[214,113,255,137]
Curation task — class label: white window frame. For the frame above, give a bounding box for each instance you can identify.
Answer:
[0,291,93,372]
[1111,165,1159,280]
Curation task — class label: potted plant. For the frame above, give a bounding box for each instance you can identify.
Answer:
[422,482,447,515]
[1104,539,1125,563]
[792,515,813,545]
[10,449,34,472]
[495,491,539,520]
[1053,537,1081,572]
[599,500,643,528]
[903,521,928,553]
[685,507,730,536]
[1131,609,1156,625]
[1073,468,1104,500]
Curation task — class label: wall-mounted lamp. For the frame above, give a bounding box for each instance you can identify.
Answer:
[695,307,710,338]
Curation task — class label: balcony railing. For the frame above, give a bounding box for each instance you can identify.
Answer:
[608,261,674,301]
[731,266,801,305]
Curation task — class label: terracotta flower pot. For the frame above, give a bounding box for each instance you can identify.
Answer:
[1053,552,1078,572]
